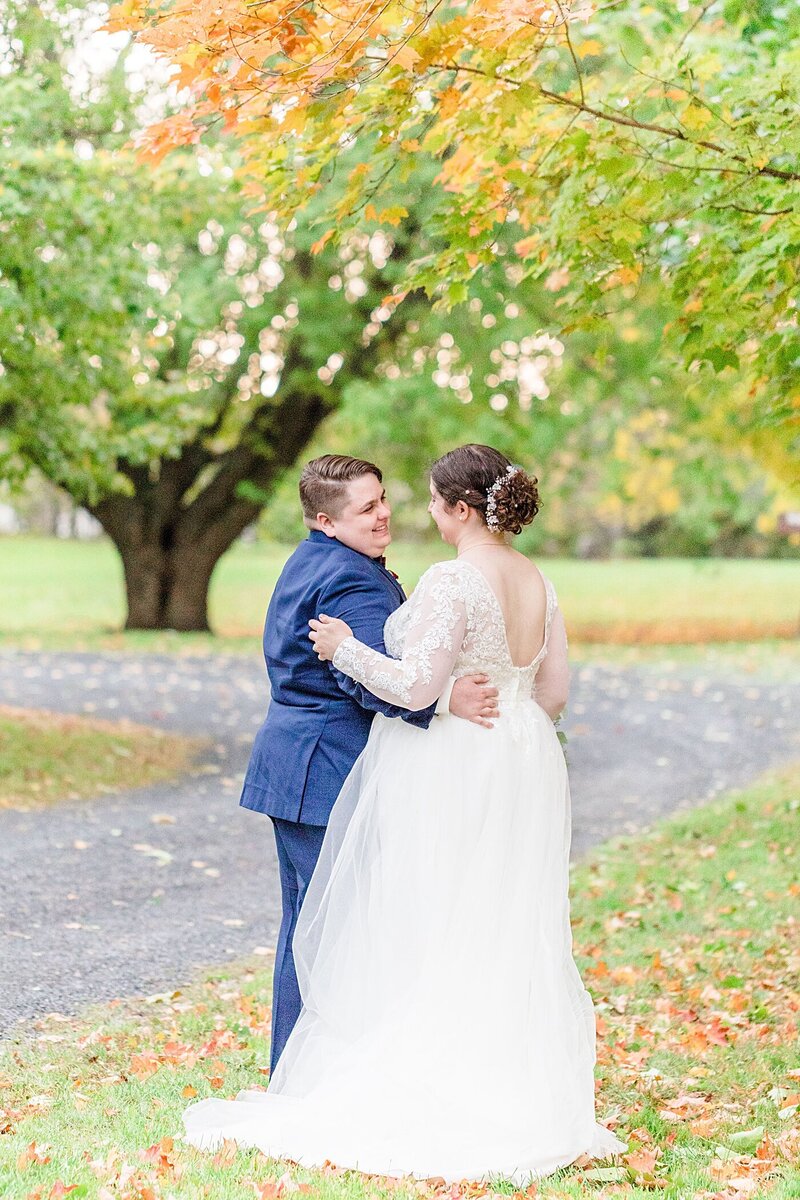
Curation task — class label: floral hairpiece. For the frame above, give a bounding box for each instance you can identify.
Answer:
[485,465,519,532]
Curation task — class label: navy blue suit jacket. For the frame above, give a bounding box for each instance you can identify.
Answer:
[240,530,435,825]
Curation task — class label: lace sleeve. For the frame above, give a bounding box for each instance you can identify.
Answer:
[331,565,467,711]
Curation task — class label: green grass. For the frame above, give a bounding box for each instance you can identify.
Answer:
[1,537,798,649]
[2,767,798,1199]
[0,707,206,809]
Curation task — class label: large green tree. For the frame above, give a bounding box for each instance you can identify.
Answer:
[3,3,793,639]
[4,2,599,628]
[0,2,438,628]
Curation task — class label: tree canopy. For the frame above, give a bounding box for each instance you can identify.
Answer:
[1,1,795,637]
[113,0,800,443]
[0,2,441,625]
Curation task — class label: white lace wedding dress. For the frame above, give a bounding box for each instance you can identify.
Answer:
[184,560,625,1182]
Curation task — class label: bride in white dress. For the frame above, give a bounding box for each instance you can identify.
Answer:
[184,444,625,1182]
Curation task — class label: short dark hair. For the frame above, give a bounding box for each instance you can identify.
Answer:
[299,454,383,523]
[430,444,540,535]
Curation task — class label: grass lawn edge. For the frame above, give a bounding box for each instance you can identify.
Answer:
[2,764,799,1199]
[0,706,209,810]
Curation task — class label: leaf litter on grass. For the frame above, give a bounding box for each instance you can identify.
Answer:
[2,768,799,1200]
[0,705,206,810]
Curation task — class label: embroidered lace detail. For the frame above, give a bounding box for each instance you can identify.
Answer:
[332,560,560,711]
[332,564,468,709]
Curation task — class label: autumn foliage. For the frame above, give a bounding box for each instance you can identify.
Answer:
[111,0,800,438]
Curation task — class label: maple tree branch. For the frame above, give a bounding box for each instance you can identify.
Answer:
[555,0,584,108]
[633,65,733,133]
[522,110,580,180]
[370,0,446,78]
[624,151,752,176]
[288,0,397,84]
[198,0,384,85]
[710,203,793,217]
[426,62,800,182]
[223,0,317,76]
[347,112,439,217]
[673,0,715,58]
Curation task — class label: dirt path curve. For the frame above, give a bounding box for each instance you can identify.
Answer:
[1,649,797,1036]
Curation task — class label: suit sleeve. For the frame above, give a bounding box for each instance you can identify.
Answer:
[318,573,436,730]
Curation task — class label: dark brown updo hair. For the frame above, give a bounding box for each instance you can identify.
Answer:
[430,444,540,535]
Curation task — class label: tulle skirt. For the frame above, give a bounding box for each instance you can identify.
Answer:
[184,702,625,1182]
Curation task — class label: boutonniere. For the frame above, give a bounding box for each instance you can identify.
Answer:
[378,556,404,590]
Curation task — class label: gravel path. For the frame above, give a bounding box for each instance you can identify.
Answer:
[1,650,798,1036]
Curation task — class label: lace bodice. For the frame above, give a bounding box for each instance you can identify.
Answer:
[332,559,568,715]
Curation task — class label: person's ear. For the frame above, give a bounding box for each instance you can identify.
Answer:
[316,511,337,538]
[454,500,470,522]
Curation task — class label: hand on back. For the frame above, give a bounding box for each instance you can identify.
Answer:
[450,674,500,729]
[309,614,353,661]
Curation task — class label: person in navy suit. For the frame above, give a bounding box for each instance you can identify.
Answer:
[240,454,499,1071]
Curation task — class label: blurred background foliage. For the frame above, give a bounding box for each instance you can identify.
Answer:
[259,290,796,558]
[0,2,797,635]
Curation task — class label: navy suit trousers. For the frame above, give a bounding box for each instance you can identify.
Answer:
[269,817,327,1073]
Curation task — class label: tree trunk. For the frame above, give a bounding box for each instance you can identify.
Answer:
[163,546,216,632]
[89,387,331,631]
[97,505,241,632]
[119,541,169,629]
[116,537,215,631]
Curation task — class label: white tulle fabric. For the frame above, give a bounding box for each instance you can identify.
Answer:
[184,562,625,1182]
